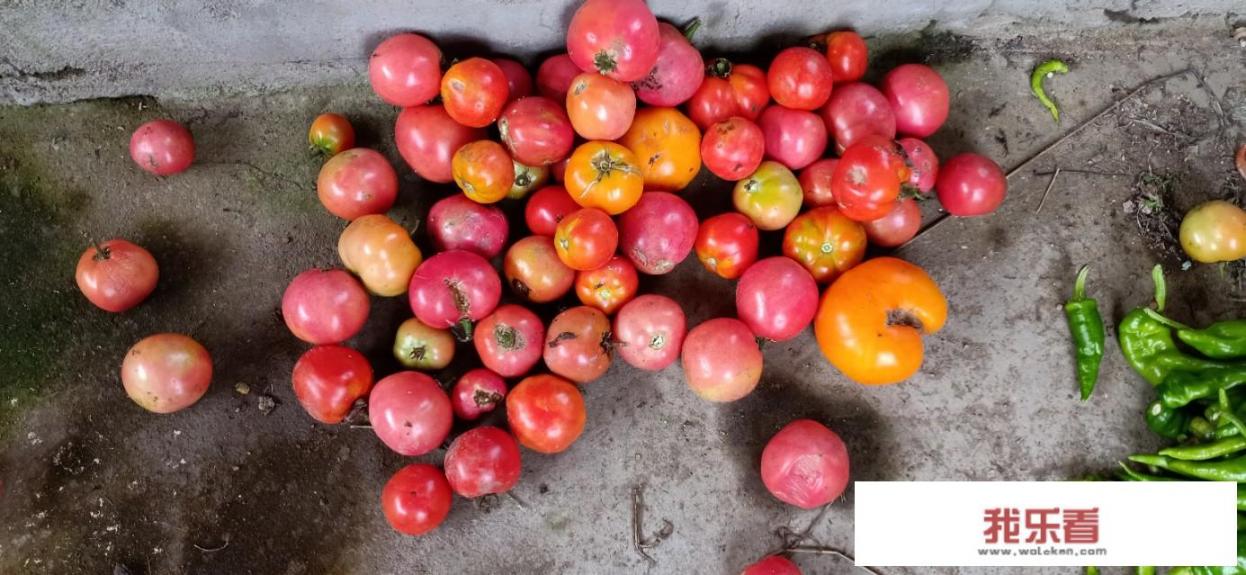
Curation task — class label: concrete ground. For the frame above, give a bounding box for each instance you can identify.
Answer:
[1,13,1245,575]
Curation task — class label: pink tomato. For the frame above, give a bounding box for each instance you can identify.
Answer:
[614,294,686,371]
[75,239,158,313]
[898,137,939,195]
[281,269,370,345]
[450,368,508,421]
[369,33,442,107]
[759,106,827,171]
[499,97,575,167]
[881,64,950,138]
[493,58,533,103]
[129,119,194,176]
[798,158,838,207]
[544,306,612,384]
[369,371,453,456]
[767,47,834,111]
[395,104,485,184]
[701,117,765,182]
[863,197,922,247]
[566,0,660,82]
[736,257,819,341]
[474,304,545,378]
[633,22,704,106]
[617,192,698,275]
[536,53,581,102]
[407,250,502,340]
[427,194,509,258]
[935,153,1007,216]
[316,148,398,220]
[121,333,212,414]
[820,83,896,154]
[380,464,452,536]
[443,426,522,498]
[681,318,763,402]
[760,419,850,509]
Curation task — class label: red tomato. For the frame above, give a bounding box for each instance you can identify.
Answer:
[281,269,370,345]
[290,345,373,424]
[759,105,827,170]
[863,197,922,247]
[824,30,868,84]
[407,250,502,339]
[686,62,769,129]
[898,137,939,194]
[499,97,575,167]
[395,104,485,184]
[566,0,660,82]
[451,368,507,421]
[614,294,686,371]
[566,73,637,141]
[443,427,522,498]
[121,333,212,413]
[308,113,355,157]
[729,64,771,121]
[936,153,1007,216]
[832,136,911,221]
[536,53,581,102]
[782,207,867,283]
[75,239,158,313]
[767,47,834,111]
[681,318,763,402]
[761,419,850,509]
[452,140,514,204]
[701,117,765,181]
[634,22,705,107]
[551,157,569,182]
[687,76,737,130]
[129,119,194,176]
[694,212,760,280]
[441,58,509,128]
[380,464,452,536]
[393,317,455,371]
[368,371,452,456]
[554,208,618,272]
[741,555,802,575]
[736,257,819,341]
[617,192,698,275]
[316,148,398,220]
[820,83,896,154]
[506,374,587,454]
[798,158,838,207]
[474,304,546,378]
[427,194,509,259]
[504,235,576,303]
[544,306,612,383]
[881,64,950,138]
[492,58,532,103]
[368,33,442,107]
[575,256,639,314]
[525,185,580,236]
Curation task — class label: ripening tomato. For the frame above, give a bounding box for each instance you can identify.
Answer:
[618,107,702,191]
[444,426,522,498]
[544,306,612,383]
[814,257,948,385]
[317,148,398,220]
[130,119,194,176]
[824,30,868,83]
[566,0,660,82]
[499,96,575,166]
[898,137,939,195]
[291,345,373,424]
[761,419,850,509]
[510,161,549,200]
[506,374,587,454]
[736,257,819,341]
[451,368,507,421]
[493,58,533,103]
[1179,200,1246,263]
[525,185,580,236]
[614,294,686,371]
[768,47,834,110]
[782,207,867,283]
[308,113,355,157]
[741,555,802,575]
[564,141,644,214]
[633,22,705,107]
[536,53,581,102]
[427,194,509,259]
[798,158,838,207]
[576,256,639,314]
[681,318,763,402]
[395,104,485,184]
[935,153,1007,216]
[282,269,370,345]
[369,371,453,456]
[734,161,804,231]
[617,192,699,275]
[687,62,769,129]
[759,105,827,171]
[369,33,442,107]
[567,73,637,141]
[407,250,502,339]
[380,464,452,536]
[881,64,950,138]
[821,83,896,154]
[452,140,515,204]
[75,239,158,313]
[695,212,760,280]
[701,117,765,182]
[393,317,456,371]
[555,208,619,272]
[338,214,422,297]
[474,304,546,378]
[863,198,922,247]
[121,333,212,413]
[441,58,509,128]
[504,235,576,303]
[832,136,910,221]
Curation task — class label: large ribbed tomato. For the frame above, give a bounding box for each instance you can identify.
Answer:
[781,207,866,284]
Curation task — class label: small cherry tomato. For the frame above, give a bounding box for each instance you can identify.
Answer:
[734,161,804,231]
[369,371,453,456]
[475,304,546,378]
[566,0,660,82]
[832,136,911,222]
[821,82,896,154]
[451,368,507,421]
[701,117,765,181]
[130,119,194,176]
[798,158,838,207]
[291,345,373,424]
[499,96,575,166]
[393,317,455,371]
[614,294,686,371]
[525,185,579,236]
[75,239,158,313]
[617,191,699,275]
[282,269,370,345]
[742,555,802,575]
[427,194,509,259]
[121,333,212,413]
[369,33,442,107]
[544,306,613,383]
[444,426,522,498]
[567,73,637,141]
[1180,200,1246,263]
[395,104,485,184]
[338,214,423,297]
[761,419,850,509]
[935,153,1006,216]
[767,47,834,110]
[575,256,639,314]
[407,250,502,339]
[492,58,532,103]
[555,208,619,272]
[441,57,509,128]
[317,148,398,220]
[898,137,939,195]
[536,53,580,102]
[681,318,763,402]
[510,160,549,200]
[380,464,452,536]
[507,374,587,454]
[863,198,922,247]
[308,113,355,157]
[782,207,867,284]
[695,212,760,280]
[618,107,702,192]
[633,21,705,107]
[824,30,868,83]
[759,105,827,170]
[504,235,576,303]
[882,64,950,138]
[736,257,819,341]
[565,141,644,214]
[452,140,515,204]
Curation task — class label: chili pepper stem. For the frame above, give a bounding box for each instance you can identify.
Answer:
[1141,307,1191,331]
[1219,388,1246,438]
[1072,265,1089,299]
[1151,264,1167,312]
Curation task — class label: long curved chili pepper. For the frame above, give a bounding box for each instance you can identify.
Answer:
[1128,453,1246,481]
[1030,59,1069,123]
[1116,462,1176,481]
[1064,265,1105,400]
[1158,436,1246,460]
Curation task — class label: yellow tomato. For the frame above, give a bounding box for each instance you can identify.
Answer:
[618,107,702,192]
[338,214,422,296]
[1180,200,1246,263]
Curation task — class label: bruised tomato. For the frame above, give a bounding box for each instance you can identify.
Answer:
[75,239,158,313]
[617,192,698,275]
[499,96,575,166]
[525,185,580,236]
[452,140,514,204]
[681,318,762,402]
[575,256,639,314]
[565,141,644,214]
[316,148,398,220]
[427,194,509,259]
[761,419,850,509]
[121,333,212,414]
[798,158,838,208]
[369,33,442,107]
[618,107,702,192]
[451,368,507,421]
[767,47,834,111]
[566,0,660,82]
[130,119,194,176]
[898,137,939,195]
[701,117,765,182]
[759,105,827,170]
[736,257,819,341]
[380,464,451,536]
[863,198,922,247]
[633,21,704,107]
[395,104,485,184]
[407,250,502,340]
[614,294,686,371]
[308,113,355,157]
[443,427,522,498]
[821,82,896,154]
[567,73,637,141]
[474,304,546,378]
[291,345,373,424]
[504,235,576,303]
[544,306,613,383]
[338,214,422,297]
[441,57,509,128]
[824,30,868,84]
[536,53,581,102]
[369,371,453,456]
[782,207,867,283]
[694,212,760,280]
[555,208,619,272]
[507,374,587,454]
[734,161,803,231]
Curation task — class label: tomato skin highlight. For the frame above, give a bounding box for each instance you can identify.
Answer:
[444,426,523,498]
[75,239,158,313]
[681,318,763,402]
[368,371,453,456]
[935,153,1007,216]
[121,333,213,414]
[130,119,194,176]
[369,33,442,107]
[291,345,373,424]
[506,374,587,454]
[695,212,760,280]
[380,463,452,536]
[281,269,370,345]
[395,104,485,184]
[760,419,850,509]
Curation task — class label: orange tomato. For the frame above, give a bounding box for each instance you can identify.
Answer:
[308,113,355,156]
[452,140,514,204]
[814,257,947,385]
[566,73,636,140]
[618,107,702,192]
[554,208,618,271]
[564,141,644,215]
[338,214,423,297]
[782,207,867,283]
[575,256,639,314]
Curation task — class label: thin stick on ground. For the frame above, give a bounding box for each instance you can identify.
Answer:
[193,534,230,552]
[630,484,673,564]
[785,546,883,575]
[1035,167,1061,214]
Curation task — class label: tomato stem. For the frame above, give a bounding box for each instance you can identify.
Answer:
[452,317,474,342]
[91,240,111,262]
[682,17,702,42]
[707,58,733,79]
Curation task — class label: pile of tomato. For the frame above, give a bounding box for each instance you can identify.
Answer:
[75,0,1008,568]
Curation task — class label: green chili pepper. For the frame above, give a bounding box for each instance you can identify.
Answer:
[1146,399,1191,439]
[1085,567,1100,575]
[1176,319,1246,359]
[1222,389,1246,438]
[1159,368,1246,409]
[1030,59,1069,123]
[1189,416,1220,441]
[1239,484,1246,511]
[1128,453,1246,481]
[1117,462,1176,481]
[1065,265,1105,400]
[1159,436,1246,460]
[1137,568,1156,575]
